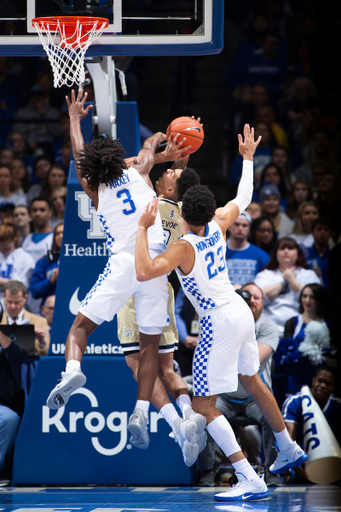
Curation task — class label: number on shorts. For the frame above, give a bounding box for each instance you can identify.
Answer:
[117,189,136,215]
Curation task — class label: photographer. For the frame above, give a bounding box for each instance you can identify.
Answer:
[198,283,280,487]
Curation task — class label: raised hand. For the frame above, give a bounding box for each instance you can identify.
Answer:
[66,89,93,120]
[138,197,159,230]
[238,124,262,160]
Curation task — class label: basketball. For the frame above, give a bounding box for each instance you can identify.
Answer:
[166,116,204,155]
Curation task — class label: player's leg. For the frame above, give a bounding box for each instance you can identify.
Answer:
[46,312,98,409]
[239,372,308,474]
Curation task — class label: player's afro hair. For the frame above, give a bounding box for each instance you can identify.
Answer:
[77,136,127,189]
[181,185,216,226]
[175,167,200,201]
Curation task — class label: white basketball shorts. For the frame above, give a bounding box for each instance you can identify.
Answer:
[79,250,168,335]
[193,292,260,396]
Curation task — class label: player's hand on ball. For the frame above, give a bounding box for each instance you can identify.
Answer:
[164,132,191,160]
[138,197,158,229]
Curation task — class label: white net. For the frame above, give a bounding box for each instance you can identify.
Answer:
[33,18,108,88]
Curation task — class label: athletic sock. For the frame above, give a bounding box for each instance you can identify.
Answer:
[176,393,192,416]
[232,458,259,481]
[274,428,294,452]
[160,403,180,432]
[65,359,81,374]
[135,400,150,418]
[206,415,241,458]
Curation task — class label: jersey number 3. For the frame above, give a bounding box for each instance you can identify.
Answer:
[117,189,136,215]
[205,246,226,279]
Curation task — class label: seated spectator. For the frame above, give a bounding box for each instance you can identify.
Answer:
[49,186,66,228]
[30,223,63,304]
[275,284,332,396]
[290,108,320,170]
[271,146,293,189]
[197,283,280,487]
[1,281,50,400]
[286,179,313,221]
[296,131,341,182]
[0,328,26,486]
[307,219,332,289]
[254,237,321,338]
[259,184,294,239]
[174,287,198,378]
[0,203,14,225]
[0,147,14,168]
[282,366,341,482]
[225,211,270,286]
[22,197,54,264]
[249,216,277,256]
[311,163,329,200]
[290,201,319,252]
[256,163,289,208]
[6,131,34,178]
[41,295,55,332]
[41,165,67,200]
[12,205,32,247]
[10,158,31,199]
[285,78,319,145]
[26,156,53,205]
[245,201,262,221]
[314,173,340,223]
[0,221,35,306]
[55,136,71,174]
[256,104,289,149]
[0,166,26,207]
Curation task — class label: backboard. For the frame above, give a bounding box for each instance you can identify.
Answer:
[0,0,223,57]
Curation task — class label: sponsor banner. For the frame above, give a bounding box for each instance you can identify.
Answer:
[13,357,193,485]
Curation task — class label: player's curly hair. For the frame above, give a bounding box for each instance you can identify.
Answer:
[77,136,127,189]
[175,167,200,201]
[181,185,216,226]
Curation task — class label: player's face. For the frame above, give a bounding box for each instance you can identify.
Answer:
[228,219,250,241]
[242,284,264,320]
[155,168,183,198]
[4,290,27,318]
[300,286,316,314]
[312,370,335,401]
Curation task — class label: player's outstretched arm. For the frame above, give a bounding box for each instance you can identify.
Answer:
[214,124,261,234]
[66,90,97,203]
[135,198,189,281]
[132,132,166,178]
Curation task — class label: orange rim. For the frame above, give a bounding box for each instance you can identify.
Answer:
[32,16,109,32]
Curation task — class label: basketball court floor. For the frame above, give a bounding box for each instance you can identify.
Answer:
[0,484,341,512]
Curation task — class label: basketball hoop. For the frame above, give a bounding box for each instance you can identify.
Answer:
[32,16,109,88]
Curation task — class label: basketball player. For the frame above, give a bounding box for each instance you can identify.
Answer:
[134,124,308,502]
[46,90,200,453]
[118,164,206,465]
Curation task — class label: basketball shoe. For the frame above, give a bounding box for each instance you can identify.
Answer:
[214,473,269,502]
[46,368,86,409]
[127,408,149,449]
[183,407,206,436]
[269,441,308,474]
[172,417,201,466]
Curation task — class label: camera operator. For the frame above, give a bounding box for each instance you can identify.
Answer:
[198,282,280,487]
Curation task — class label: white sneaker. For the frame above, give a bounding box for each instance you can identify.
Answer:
[183,407,206,436]
[127,408,149,449]
[269,441,309,474]
[214,473,269,502]
[46,368,86,409]
[172,417,200,466]
[194,430,207,454]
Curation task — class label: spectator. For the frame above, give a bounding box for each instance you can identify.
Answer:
[297,131,341,182]
[22,197,53,264]
[245,201,262,221]
[275,284,332,396]
[6,131,34,178]
[0,221,35,306]
[259,183,294,239]
[307,218,332,290]
[10,158,31,196]
[285,78,318,140]
[256,162,289,207]
[0,147,14,167]
[0,165,26,207]
[290,201,319,251]
[12,205,32,247]
[254,237,321,337]
[230,122,275,193]
[50,186,66,228]
[30,222,63,304]
[40,165,67,200]
[0,203,14,225]
[271,146,293,189]
[13,85,61,156]
[286,179,313,221]
[174,287,198,378]
[0,329,26,486]
[311,163,329,200]
[225,211,270,286]
[314,173,340,222]
[282,366,341,481]
[52,112,70,162]
[256,105,289,148]
[249,216,277,256]
[197,283,280,487]
[26,156,53,205]
[55,136,71,174]
[290,107,319,170]
[1,281,50,400]
[41,295,55,332]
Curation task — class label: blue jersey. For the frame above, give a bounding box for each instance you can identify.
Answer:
[307,244,330,290]
[225,242,270,286]
[282,390,341,446]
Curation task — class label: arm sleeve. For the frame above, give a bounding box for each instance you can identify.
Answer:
[229,159,254,214]
[174,289,190,344]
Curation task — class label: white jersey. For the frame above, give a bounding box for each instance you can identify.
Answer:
[22,231,54,263]
[97,167,165,255]
[175,220,235,315]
